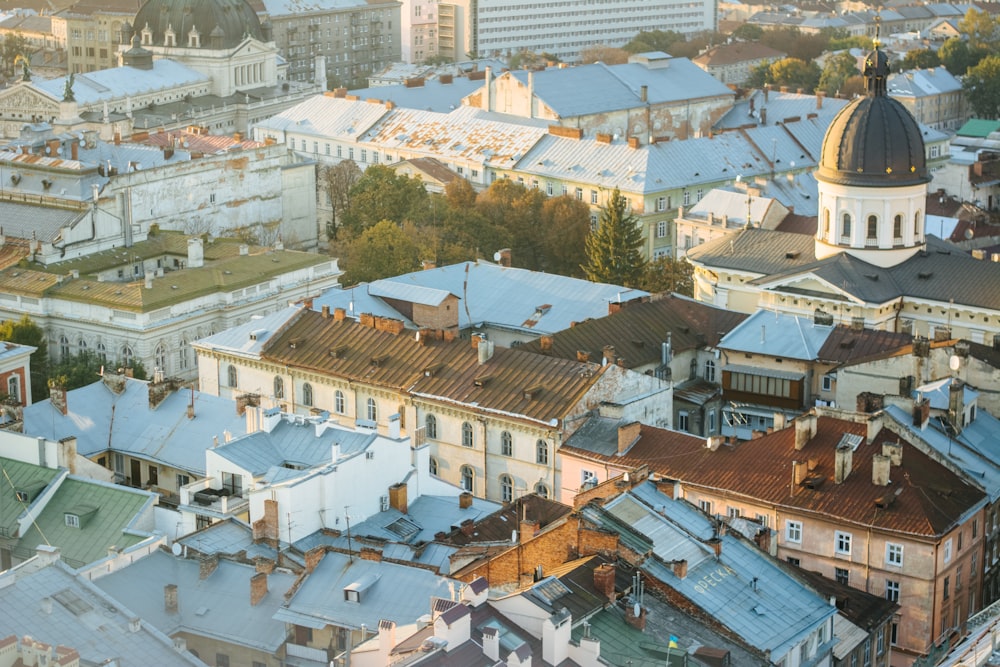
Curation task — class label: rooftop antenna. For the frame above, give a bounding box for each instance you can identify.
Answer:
[345,506,354,562]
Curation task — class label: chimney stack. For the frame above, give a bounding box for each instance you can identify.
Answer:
[199,554,219,579]
[389,482,408,514]
[250,572,268,606]
[834,443,853,483]
[593,563,615,601]
[949,380,965,434]
[164,584,178,613]
[872,454,891,486]
[618,421,641,455]
[672,560,688,578]
[459,491,473,509]
[794,414,816,450]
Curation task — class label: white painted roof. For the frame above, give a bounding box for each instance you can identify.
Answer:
[34,60,209,106]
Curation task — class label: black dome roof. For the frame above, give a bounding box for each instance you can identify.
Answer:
[133,0,262,49]
[815,44,930,188]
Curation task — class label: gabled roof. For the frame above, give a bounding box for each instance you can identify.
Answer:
[438,494,572,546]
[348,77,484,113]
[0,457,59,538]
[23,377,247,476]
[888,67,963,98]
[260,309,610,427]
[519,294,748,369]
[0,555,204,666]
[719,310,834,360]
[94,550,297,653]
[816,325,913,364]
[693,42,787,67]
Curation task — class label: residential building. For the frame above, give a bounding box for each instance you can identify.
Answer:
[888,66,968,132]
[258,0,402,88]
[91,549,298,667]
[194,306,671,502]
[0,546,206,665]
[692,41,787,87]
[686,43,1000,341]
[0,341,35,409]
[52,0,138,73]
[674,187,792,259]
[564,409,987,662]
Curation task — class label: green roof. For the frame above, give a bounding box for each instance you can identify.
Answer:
[957,119,1000,138]
[571,607,686,667]
[16,477,153,569]
[0,457,59,538]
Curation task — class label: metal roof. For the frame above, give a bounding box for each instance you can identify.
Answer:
[177,517,280,560]
[888,67,963,98]
[0,456,59,538]
[719,309,834,360]
[33,60,210,106]
[349,77,485,113]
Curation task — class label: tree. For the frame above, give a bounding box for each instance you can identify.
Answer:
[747,61,772,89]
[509,50,557,70]
[959,8,999,51]
[819,51,861,96]
[539,195,590,277]
[731,24,763,41]
[964,55,1000,119]
[623,29,685,54]
[826,34,872,52]
[768,57,821,92]
[0,315,48,403]
[475,179,545,269]
[579,45,630,65]
[0,32,30,80]
[48,351,147,390]
[340,220,422,285]
[901,49,940,70]
[939,37,986,76]
[339,164,428,236]
[639,255,694,296]
[318,160,362,240]
[582,188,647,287]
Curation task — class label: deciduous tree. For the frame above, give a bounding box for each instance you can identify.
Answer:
[0,315,48,402]
[964,55,1000,119]
[340,220,422,285]
[339,165,428,236]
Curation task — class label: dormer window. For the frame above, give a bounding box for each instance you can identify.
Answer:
[164,25,176,47]
[188,27,200,48]
[141,23,152,46]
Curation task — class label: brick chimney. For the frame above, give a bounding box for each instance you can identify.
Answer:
[672,560,688,578]
[49,382,68,415]
[389,482,407,514]
[593,563,615,601]
[497,248,511,267]
[912,397,930,428]
[519,517,538,543]
[459,491,473,509]
[625,603,647,631]
[460,518,476,536]
[602,345,617,366]
[250,572,268,606]
[618,421,641,455]
[949,380,965,434]
[199,554,219,579]
[304,546,325,573]
[360,547,383,561]
[164,583,178,613]
[334,307,346,321]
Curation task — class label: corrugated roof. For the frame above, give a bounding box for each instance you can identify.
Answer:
[33,60,209,105]
[817,325,913,364]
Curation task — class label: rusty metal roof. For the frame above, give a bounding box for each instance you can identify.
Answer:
[817,325,913,365]
[260,310,607,426]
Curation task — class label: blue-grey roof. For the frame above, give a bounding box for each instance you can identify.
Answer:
[888,67,963,98]
[719,310,834,360]
[34,60,209,106]
[349,77,485,113]
[261,0,369,14]
[885,405,1000,502]
[177,518,280,560]
[194,305,303,358]
[23,377,248,477]
[913,376,979,411]
[590,482,836,660]
[0,556,205,666]
[275,551,457,630]
[0,199,87,243]
[94,550,297,653]
[254,95,391,140]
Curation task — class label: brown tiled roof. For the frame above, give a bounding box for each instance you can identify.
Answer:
[790,566,898,631]
[135,129,262,154]
[817,325,913,364]
[261,310,607,425]
[774,213,817,235]
[567,416,984,537]
[519,294,748,369]
[399,157,461,184]
[440,494,572,546]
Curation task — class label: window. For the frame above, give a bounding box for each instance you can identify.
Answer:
[867,214,878,239]
[429,457,438,475]
[944,538,953,564]
[657,220,667,238]
[226,365,238,388]
[727,506,741,519]
[302,383,313,407]
[678,411,689,432]
[177,473,190,489]
[462,422,473,447]
[500,474,513,502]
[786,520,802,543]
[535,483,549,498]
[216,654,230,667]
[273,376,284,399]
[944,575,950,600]
[704,359,716,382]
[546,182,553,195]
[842,213,852,240]
[536,439,548,465]
[885,579,900,602]
[755,513,769,528]
[154,344,166,373]
[425,414,437,439]
[787,557,800,566]
[973,519,979,538]
[366,397,377,421]
[222,471,243,497]
[708,410,716,433]
[699,499,713,514]
[500,431,512,456]
[893,214,902,239]
[65,513,80,528]
[575,187,583,200]
[59,335,70,361]
[835,531,852,556]
[864,638,871,667]
[835,567,849,585]
[590,190,598,204]
[97,342,107,363]
[656,196,667,212]
[886,543,903,567]
[460,465,474,492]
[7,376,19,403]
[148,465,158,486]
[891,622,898,645]
[334,390,345,414]
[823,209,830,236]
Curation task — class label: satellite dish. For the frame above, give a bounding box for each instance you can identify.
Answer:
[633,602,641,617]
[493,251,502,261]
[511,530,518,543]
[950,355,960,372]
[171,542,182,556]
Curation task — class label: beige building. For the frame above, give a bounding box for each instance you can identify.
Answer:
[692,42,787,87]
[53,0,137,74]
[888,67,969,133]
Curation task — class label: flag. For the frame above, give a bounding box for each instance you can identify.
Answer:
[669,635,679,648]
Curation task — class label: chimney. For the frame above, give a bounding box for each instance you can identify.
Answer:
[379,620,397,663]
[478,339,495,364]
[389,482,408,514]
[539,336,553,352]
[519,517,538,543]
[602,345,617,366]
[422,259,437,270]
[49,382,68,415]
[199,554,219,579]
[834,443,853,483]
[708,537,722,558]
[255,557,275,574]
[360,546,383,561]
[187,237,204,269]
[460,518,476,536]
[949,380,965,434]
[593,563,615,601]
[792,460,808,486]
[672,559,688,578]
[71,140,78,160]
[640,84,648,102]
[250,572,268,606]
[816,91,825,109]
[321,305,330,318]
[164,583,178,613]
[482,626,500,660]
[334,307,346,321]
[625,604,647,631]
[497,248,511,267]
[882,442,902,466]
[754,528,772,553]
[459,491,473,509]
[618,421,641,455]
[912,397,930,428]
[794,414,816,450]
[304,546,325,573]
[872,454,891,486]
[760,107,767,125]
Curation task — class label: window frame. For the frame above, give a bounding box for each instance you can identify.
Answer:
[786,520,803,543]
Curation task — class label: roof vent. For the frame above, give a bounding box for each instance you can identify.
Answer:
[14,480,48,503]
[329,344,348,358]
[370,354,388,367]
[522,384,542,400]
[249,329,267,341]
[473,374,492,387]
[918,271,933,280]
[289,337,303,349]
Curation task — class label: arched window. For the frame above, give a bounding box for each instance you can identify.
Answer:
[366,397,377,421]
[460,465,474,492]
[704,359,716,383]
[915,210,923,240]
[429,457,439,476]
[536,440,548,465]
[59,335,70,362]
[867,214,878,240]
[121,345,134,367]
[534,482,549,499]
[227,364,238,388]
[155,344,167,373]
[77,338,87,354]
[178,337,189,370]
[302,382,313,407]
[822,209,830,236]
[273,376,284,399]
[7,376,19,403]
[425,414,438,439]
[893,214,903,240]
[334,390,345,414]
[500,474,513,502]
[462,422,475,447]
[501,431,513,457]
[96,342,107,363]
[841,213,852,240]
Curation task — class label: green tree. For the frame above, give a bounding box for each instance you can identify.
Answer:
[819,51,861,96]
[318,160,362,241]
[582,188,647,287]
[1,32,30,80]
[964,55,1000,119]
[768,57,821,92]
[339,165,429,236]
[0,315,48,403]
[901,49,940,70]
[939,37,986,76]
[959,8,999,51]
[475,179,545,269]
[539,195,590,277]
[639,255,694,296]
[48,351,147,390]
[623,29,685,54]
[731,23,763,41]
[747,61,772,89]
[826,34,873,52]
[579,45,630,65]
[341,220,422,284]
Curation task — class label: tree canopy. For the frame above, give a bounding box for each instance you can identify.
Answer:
[818,51,861,96]
[964,55,1000,119]
[582,188,647,287]
[0,315,48,402]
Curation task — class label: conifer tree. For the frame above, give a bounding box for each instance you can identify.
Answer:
[582,188,647,287]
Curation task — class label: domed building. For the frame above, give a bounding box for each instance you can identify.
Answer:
[685,39,1000,343]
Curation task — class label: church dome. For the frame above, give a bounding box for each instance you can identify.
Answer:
[815,44,930,188]
[133,0,263,49]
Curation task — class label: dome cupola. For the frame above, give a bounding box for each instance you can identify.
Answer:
[132,0,262,50]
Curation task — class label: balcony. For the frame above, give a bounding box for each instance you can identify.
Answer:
[179,479,248,517]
